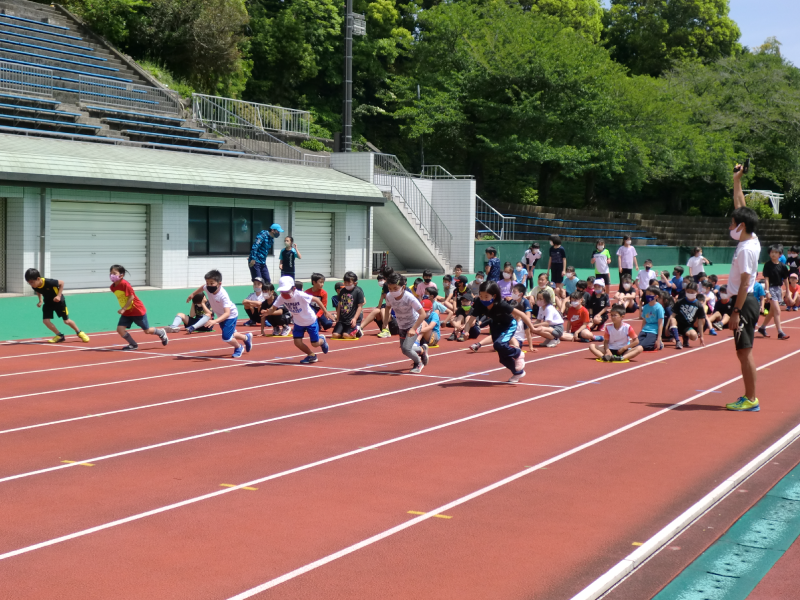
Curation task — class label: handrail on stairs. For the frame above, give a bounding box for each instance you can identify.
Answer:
[476,195,515,241]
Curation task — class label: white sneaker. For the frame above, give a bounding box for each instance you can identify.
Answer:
[544,338,560,348]
[508,371,525,384]
[166,326,180,333]
[410,363,424,374]
[421,343,429,366]
[514,353,525,373]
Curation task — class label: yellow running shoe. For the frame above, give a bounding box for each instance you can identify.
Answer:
[49,333,66,343]
[376,328,391,338]
[725,397,760,412]
[78,331,90,343]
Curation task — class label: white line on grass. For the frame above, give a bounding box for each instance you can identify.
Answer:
[223,346,800,600]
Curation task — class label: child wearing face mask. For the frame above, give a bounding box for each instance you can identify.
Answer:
[450,275,480,341]
[279,236,302,279]
[637,258,655,299]
[471,283,530,352]
[672,281,705,349]
[385,273,429,373]
[333,271,366,339]
[259,282,294,337]
[590,239,612,287]
[785,273,800,310]
[523,243,542,291]
[613,275,639,314]
[709,285,733,330]
[687,247,711,283]
[262,276,329,363]
[787,246,800,278]
[515,262,528,287]
[531,290,565,348]
[616,235,639,284]
[547,234,567,292]
[499,265,517,300]
[470,272,485,296]
[587,279,610,330]
[639,287,664,351]
[562,292,603,343]
[242,277,267,326]
[563,266,578,295]
[110,264,168,350]
[187,269,252,357]
[462,281,536,383]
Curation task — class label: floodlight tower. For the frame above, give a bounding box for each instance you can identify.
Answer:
[343,1,366,152]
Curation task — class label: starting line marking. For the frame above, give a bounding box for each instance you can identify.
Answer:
[220,484,258,491]
[696,389,722,394]
[61,460,93,467]
[408,511,451,519]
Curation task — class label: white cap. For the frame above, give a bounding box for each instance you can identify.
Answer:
[277,275,295,292]
[594,279,606,288]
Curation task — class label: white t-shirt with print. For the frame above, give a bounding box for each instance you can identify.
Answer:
[593,251,611,274]
[273,290,317,326]
[537,304,564,326]
[385,289,423,330]
[728,235,760,296]
[616,245,637,269]
[523,249,541,267]
[204,285,238,320]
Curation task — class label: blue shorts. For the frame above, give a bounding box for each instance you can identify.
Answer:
[118,314,150,330]
[220,317,238,342]
[293,321,320,343]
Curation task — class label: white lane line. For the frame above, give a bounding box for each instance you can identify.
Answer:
[0,348,587,481]
[0,331,755,561]
[224,346,800,600]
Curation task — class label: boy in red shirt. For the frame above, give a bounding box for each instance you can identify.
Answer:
[305,273,335,330]
[561,291,603,342]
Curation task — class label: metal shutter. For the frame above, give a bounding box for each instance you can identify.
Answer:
[293,211,332,279]
[51,201,147,289]
[0,198,5,292]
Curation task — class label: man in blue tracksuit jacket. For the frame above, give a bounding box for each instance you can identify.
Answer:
[248,223,284,282]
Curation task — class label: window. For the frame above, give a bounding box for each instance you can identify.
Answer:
[188,206,275,256]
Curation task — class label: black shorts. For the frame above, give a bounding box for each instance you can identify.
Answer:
[625,303,639,314]
[551,264,564,284]
[731,293,759,351]
[597,273,611,287]
[42,301,68,320]
[333,320,357,336]
[620,268,633,281]
[118,314,150,330]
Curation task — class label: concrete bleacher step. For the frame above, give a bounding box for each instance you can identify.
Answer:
[0,90,59,109]
[83,105,185,125]
[0,100,79,121]
[102,117,203,137]
[0,111,99,133]
[122,129,224,148]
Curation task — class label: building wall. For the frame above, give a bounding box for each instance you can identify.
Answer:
[430,178,475,272]
[371,227,405,272]
[3,186,45,295]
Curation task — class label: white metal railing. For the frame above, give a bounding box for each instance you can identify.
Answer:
[419,165,474,179]
[476,194,515,240]
[192,94,328,167]
[744,189,784,215]
[192,93,311,136]
[78,74,183,116]
[373,154,453,262]
[0,60,54,97]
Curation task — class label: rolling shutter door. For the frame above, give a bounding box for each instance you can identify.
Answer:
[51,201,147,289]
[293,211,332,279]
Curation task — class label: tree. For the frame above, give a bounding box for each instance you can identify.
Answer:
[604,0,741,76]
[520,0,604,43]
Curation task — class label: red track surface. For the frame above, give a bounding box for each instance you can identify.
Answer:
[1,303,799,600]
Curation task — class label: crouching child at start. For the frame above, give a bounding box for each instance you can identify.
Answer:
[167,292,214,333]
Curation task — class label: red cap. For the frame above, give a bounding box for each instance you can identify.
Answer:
[422,299,433,310]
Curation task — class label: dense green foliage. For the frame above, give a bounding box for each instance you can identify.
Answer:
[61,0,800,217]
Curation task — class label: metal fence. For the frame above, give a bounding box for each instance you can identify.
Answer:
[373,153,453,262]
[419,165,474,179]
[78,74,183,116]
[476,194,516,240]
[0,61,54,97]
[192,94,311,136]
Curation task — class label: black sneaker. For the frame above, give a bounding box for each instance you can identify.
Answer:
[675,340,683,350]
[121,344,139,351]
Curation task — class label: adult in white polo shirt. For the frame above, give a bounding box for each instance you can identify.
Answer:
[725,163,762,412]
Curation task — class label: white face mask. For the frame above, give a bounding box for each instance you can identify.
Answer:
[597,246,604,252]
[503,272,512,280]
[511,292,521,300]
[730,224,743,241]
[623,283,631,290]
[720,293,729,300]
[345,285,355,291]
[624,241,631,246]
[570,301,580,308]
[536,300,545,307]
[567,272,575,278]
[686,293,697,301]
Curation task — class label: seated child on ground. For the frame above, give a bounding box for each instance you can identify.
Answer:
[672,281,706,349]
[562,291,603,343]
[531,291,565,348]
[168,292,214,333]
[586,279,610,331]
[613,275,638,314]
[332,271,366,339]
[305,273,334,331]
[418,298,441,347]
[639,286,664,351]
[786,273,800,310]
[259,282,292,336]
[243,277,266,325]
[589,305,643,362]
[709,285,732,330]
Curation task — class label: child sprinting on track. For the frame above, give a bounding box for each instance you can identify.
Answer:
[167,292,214,333]
[259,282,293,336]
[263,276,329,363]
[589,305,643,362]
[461,281,536,384]
[186,269,251,358]
[110,264,168,350]
[385,273,429,373]
[759,244,791,339]
[25,268,90,343]
[471,283,530,352]
[531,290,564,347]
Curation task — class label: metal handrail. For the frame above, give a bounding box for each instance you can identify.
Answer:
[744,189,784,215]
[0,60,54,97]
[373,153,453,262]
[78,74,183,116]
[192,93,311,136]
[419,165,474,179]
[476,195,515,240]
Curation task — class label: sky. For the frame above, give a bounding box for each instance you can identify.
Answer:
[598,0,800,67]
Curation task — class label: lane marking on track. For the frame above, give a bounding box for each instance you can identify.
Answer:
[408,511,451,519]
[0,348,587,482]
[0,326,778,562]
[221,346,800,600]
[220,484,257,491]
[61,461,93,467]
[631,542,643,546]
[0,339,399,403]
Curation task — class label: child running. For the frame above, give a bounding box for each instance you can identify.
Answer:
[25,268,90,343]
[166,292,214,333]
[385,273,429,373]
[589,305,643,362]
[461,281,535,383]
[186,270,251,357]
[110,264,168,350]
[262,276,329,363]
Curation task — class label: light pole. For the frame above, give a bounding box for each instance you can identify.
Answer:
[342,2,366,152]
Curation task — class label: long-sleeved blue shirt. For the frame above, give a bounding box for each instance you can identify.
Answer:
[249,230,274,264]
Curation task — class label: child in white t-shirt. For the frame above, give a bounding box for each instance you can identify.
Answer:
[385,273,429,373]
[263,276,329,363]
[687,247,711,282]
[187,269,252,358]
[616,236,639,283]
[243,277,266,326]
[589,305,643,362]
[531,291,565,348]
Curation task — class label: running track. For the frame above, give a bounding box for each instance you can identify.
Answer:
[1,311,799,599]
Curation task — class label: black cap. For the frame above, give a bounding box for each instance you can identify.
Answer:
[457,275,469,284]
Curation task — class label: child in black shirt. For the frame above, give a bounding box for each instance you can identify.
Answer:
[260,282,292,336]
[333,271,366,339]
[586,279,610,330]
[673,281,705,349]
[760,244,791,339]
[25,268,90,343]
